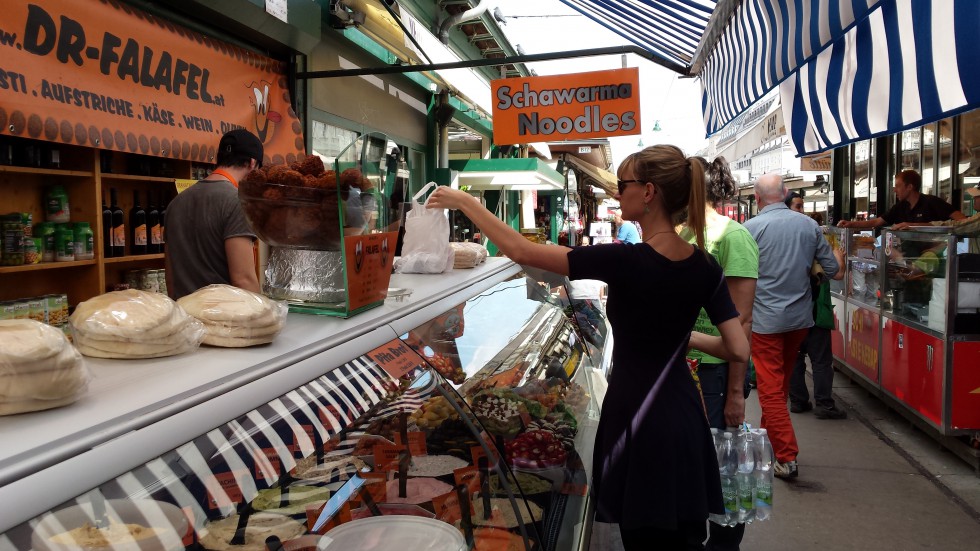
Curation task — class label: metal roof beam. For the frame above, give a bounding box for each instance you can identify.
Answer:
[296,44,687,80]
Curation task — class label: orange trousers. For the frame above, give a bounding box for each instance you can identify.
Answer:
[752,329,809,463]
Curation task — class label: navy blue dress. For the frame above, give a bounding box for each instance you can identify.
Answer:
[567,243,738,531]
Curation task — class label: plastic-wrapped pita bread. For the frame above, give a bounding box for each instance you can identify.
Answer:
[0,319,91,415]
[70,290,205,359]
[450,242,489,269]
[177,285,287,347]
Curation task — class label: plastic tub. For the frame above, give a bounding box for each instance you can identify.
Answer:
[318,516,465,551]
[31,498,189,551]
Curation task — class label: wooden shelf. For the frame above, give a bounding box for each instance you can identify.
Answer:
[100,174,177,183]
[0,259,97,274]
[0,166,93,177]
[103,254,165,264]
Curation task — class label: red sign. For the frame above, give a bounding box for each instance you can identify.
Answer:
[206,470,248,510]
[373,444,408,472]
[394,431,428,456]
[254,448,281,481]
[0,0,304,163]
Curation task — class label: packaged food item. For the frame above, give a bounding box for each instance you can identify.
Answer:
[54,223,74,262]
[43,294,69,326]
[24,237,41,264]
[9,300,30,320]
[45,185,71,223]
[1,214,25,266]
[27,298,45,323]
[141,269,161,293]
[72,222,94,260]
[20,212,33,236]
[0,302,12,321]
[0,319,90,415]
[177,284,288,347]
[35,222,56,262]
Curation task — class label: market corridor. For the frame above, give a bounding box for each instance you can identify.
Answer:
[591,370,980,550]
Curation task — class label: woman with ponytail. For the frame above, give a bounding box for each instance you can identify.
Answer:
[427,144,748,549]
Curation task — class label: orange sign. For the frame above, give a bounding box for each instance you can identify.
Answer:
[344,231,398,312]
[491,68,641,145]
[0,0,304,163]
[367,338,426,380]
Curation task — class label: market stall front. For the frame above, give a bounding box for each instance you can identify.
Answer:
[0,259,613,550]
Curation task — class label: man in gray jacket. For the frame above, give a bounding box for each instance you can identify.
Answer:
[744,174,840,480]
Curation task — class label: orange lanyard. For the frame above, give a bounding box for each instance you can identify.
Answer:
[210,168,238,188]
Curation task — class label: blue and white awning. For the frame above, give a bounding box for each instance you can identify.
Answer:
[561,0,980,157]
[781,0,980,155]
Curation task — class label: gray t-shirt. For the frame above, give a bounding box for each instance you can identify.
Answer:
[165,179,256,299]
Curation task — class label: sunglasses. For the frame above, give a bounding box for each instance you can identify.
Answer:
[617,179,643,194]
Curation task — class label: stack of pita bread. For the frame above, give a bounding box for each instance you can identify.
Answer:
[177,285,287,347]
[0,319,90,415]
[450,242,488,269]
[70,290,205,359]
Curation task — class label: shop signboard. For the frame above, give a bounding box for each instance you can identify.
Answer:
[491,68,641,145]
[0,0,304,162]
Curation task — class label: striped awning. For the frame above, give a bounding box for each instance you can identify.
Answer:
[561,0,980,157]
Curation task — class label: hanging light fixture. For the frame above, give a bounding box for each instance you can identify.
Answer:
[637,139,644,147]
[653,120,662,132]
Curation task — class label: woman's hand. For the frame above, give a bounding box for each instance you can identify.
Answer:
[426,186,476,211]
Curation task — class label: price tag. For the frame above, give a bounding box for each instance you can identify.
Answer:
[471,445,499,468]
[206,470,247,510]
[353,474,387,506]
[254,448,281,481]
[367,339,425,380]
[373,444,408,472]
[453,466,480,494]
[431,490,462,524]
[394,431,428,456]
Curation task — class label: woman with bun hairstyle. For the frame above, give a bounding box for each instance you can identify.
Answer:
[682,156,759,550]
[427,144,749,549]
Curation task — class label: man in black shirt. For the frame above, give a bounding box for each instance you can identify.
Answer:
[837,169,965,228]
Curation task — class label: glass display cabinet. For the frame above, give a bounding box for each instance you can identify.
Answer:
[878,229,980,434]
[0,264,608,551]
[824,227,848,362]
[842,229,883,383]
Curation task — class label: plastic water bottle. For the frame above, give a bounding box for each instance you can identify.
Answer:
[735,431,755,523]
[753,429,774,521]
[719,433,739,526]
[708,429,727,526]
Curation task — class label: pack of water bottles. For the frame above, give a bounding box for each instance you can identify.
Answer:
[709,425,774,526]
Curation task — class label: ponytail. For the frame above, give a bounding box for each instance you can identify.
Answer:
[687,157,707,251]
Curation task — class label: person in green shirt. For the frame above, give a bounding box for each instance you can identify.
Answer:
[683,156,759,550]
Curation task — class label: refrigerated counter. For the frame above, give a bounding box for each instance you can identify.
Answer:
[0,258,612,550]
[828,228,980,465]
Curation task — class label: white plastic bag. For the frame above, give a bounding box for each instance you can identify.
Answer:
[395,182,455,274]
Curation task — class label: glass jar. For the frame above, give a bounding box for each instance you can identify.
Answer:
[45,185,71,223]
[73,222,94,260]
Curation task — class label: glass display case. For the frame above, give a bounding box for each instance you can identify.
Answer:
[846,230,881,308]
[881,229,953,335]
[0,266,607,551]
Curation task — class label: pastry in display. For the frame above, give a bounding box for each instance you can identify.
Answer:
[468,497,543,528]
[504,430,568,469]
[70,290,205,359]
[197,512,304,551]
[47,520,160,546]
[472,527,527,551]
[352,434,395,457]
[406,455,469,477]
[177,284,288,347]
[293,455,366,484]
[251,485,333,517]
[424,418,480,461]
[383,478,453,505]
[489,471,554,496]
[422,351,465,385]
[527,419,576,451]
[0,319,90,415]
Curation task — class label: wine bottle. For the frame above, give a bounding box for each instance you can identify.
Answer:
[130,189,147,255]
[109,188,125,257]
[147,190,161,254]
[102,191,113,258]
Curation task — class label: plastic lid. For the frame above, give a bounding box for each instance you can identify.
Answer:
[317,517,465,551]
